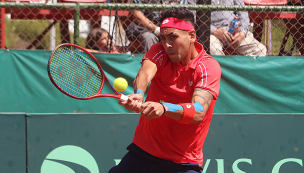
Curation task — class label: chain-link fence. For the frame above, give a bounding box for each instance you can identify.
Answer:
[0,1,303,55]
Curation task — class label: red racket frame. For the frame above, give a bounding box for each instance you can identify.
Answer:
[47,43,127,100]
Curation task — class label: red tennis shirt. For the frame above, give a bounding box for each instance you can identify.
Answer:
[132,42,221,166]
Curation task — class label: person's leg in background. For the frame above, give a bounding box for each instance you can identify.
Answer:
[141,31,159,53]
[210,34,225,55]
[125,23,159,54]
[233,31,267,56]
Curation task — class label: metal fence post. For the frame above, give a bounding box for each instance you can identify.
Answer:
[0,0,4,49]
[196,0,210,54]
[74,2,80,45]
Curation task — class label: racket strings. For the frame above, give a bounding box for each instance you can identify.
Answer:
[50,46,103,98]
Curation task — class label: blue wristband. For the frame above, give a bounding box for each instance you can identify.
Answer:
[193,102,204,111]
[136,89,144,96]
[162,102,183,111]
[161,102,204,112]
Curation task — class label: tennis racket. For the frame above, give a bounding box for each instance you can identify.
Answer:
[47,43,129,101]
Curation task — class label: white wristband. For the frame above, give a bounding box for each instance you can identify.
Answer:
[154,27,160,36]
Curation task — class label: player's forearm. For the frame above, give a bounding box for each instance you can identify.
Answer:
[165,110,205,124]
[160,89,213,124]
[160,102,206,124]
[133,60,157,94]
[133,70,150,94]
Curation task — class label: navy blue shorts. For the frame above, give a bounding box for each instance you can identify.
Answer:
[108,143,203,173]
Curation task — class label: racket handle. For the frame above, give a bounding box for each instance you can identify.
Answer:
[120,94,129,101]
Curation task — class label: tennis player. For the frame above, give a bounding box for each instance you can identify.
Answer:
[109,7,221,173]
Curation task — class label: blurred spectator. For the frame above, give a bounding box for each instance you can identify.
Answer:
[124,0,159,54]
[210,0,267,56]
[85,27,120,54]
[119,0,195,54]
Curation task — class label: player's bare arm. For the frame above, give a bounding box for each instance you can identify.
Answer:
[133,59,157,94]
[119,59,157,112]
[140,88,213,124]
[191,88,213,123]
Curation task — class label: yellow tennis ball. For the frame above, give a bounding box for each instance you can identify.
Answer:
[113,77,128,92]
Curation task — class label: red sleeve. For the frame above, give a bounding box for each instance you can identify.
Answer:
[141,43,166,69]
[195,57,221,99]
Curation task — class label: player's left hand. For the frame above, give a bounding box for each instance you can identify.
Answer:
[140,102,164,120]
[230,31,246,47]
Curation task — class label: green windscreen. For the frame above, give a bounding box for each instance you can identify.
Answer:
[0,49,303,113]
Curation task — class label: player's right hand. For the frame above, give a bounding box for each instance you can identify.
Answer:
[118,93,143,113]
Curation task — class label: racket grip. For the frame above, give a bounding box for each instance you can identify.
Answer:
[120,94,129,101]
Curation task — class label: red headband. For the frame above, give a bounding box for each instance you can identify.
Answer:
[160,17,194,31]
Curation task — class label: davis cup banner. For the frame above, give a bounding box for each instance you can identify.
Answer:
[22,113,304,173]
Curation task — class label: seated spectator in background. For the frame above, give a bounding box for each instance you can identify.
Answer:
[119,0,195,54]
[120,0,161,54]
[210,0,267,56]
[124,2,160,54]
[85,27,120,54]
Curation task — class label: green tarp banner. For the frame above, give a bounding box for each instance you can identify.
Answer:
[0,113,26,173]
[1,113,301,173]
[0,49,303,113]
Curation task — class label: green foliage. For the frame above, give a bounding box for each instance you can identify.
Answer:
[271,20,297,55]
[5,17,86,50]
[260,20,298,55]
